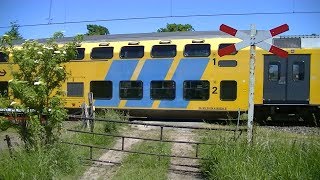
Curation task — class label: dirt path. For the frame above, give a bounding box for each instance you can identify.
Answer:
[80,124,158,180]
[167,128,203,180]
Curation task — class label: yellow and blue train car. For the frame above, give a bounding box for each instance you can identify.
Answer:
[1,31,320,121]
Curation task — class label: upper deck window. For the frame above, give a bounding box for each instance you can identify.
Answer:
[120,46,144,59]
[218,43,238,55]
[151,45,176,58]
[91,47,114,60]
[75,48,85,60]
[0,52,8,62]
[184,44,210,57]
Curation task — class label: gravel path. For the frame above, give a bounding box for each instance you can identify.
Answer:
[80,124,158,180]
[167,128,203,180]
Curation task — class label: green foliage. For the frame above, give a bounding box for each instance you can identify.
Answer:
[0,34,82,149]
[0,144,81,179]
[157,23,195,32]
[52,31,65,39]
[96,109,127,133]
[4,22,23,40]
[86,24,110,35]
[199,128,320,179]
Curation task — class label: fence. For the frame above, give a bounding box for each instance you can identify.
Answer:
[62,115,247,166]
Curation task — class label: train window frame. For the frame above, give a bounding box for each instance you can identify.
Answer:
[218,43,238,55]
[119,80,143,100]
[183,44,211,57]
[183,80,210,100]
[120,46,144,59]
[90,81,113,99]
[67,82,84,97]
[90,47,114,60]
[74,48,85,60]
[150,80,176,100]
[0,52,9,62]
[0,81,9,97]
[220,80,237,101]
[218,60,238,67]
[268,62,280,81]
[151,45,177,58]
[292,61,305,81]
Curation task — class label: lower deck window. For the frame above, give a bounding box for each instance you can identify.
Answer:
[0,81,8,97]
[67,82,84,97]
[150,80,175,100]
[183,80,209,100]
[90,81,112,99]
[220,81,237,101]
[120,81,143,99]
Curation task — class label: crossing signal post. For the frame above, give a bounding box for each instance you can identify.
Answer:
[219,24,289,143]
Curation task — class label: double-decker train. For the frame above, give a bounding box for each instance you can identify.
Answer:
[1,31,319,123]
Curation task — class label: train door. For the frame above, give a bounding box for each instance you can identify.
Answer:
[263,55,310,104]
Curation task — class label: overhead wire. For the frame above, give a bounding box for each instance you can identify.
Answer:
[0,11,319,29]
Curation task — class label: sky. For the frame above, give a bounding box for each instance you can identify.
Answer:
[0,0,319,39]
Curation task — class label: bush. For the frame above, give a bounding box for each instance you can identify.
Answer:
[96,109,127,133]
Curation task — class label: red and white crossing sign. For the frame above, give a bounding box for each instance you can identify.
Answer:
[218,24,289,58]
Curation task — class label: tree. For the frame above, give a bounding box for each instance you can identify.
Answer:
[5,22,23,40]
[86,24,109,35]
[0,33,82,149]
[52,31,65,39]
[157,23,195,32]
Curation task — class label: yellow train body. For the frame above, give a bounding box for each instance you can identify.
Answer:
[1,31,320,119]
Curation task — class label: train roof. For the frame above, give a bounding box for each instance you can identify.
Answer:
[13,31,320,48]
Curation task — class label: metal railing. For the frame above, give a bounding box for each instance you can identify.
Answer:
[62,115,246,165]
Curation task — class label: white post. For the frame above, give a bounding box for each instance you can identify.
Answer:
[247,24,256,144]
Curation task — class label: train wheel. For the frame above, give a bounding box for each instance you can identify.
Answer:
[254,112,268,125]
[313,111,320,127]
[300,111,317,126]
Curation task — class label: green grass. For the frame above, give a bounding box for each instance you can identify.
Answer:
[198,127,320,179]
[0,109,127,179]
[0,143,80,180]
[112,141,172,180]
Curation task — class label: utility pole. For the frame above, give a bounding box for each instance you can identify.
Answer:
[247,24,256,144]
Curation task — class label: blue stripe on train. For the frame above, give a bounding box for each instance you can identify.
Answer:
[126,59,173,107]
[159,58,209,108]
[94,60,138,107]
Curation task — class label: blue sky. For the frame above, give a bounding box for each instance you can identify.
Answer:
[0,0,319,39]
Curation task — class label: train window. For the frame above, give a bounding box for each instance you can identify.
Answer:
[268,62,280,81]
[119,80,143,99]
[90,81,112,99]
[75,48,85,60]
[0,81,8,97]
[120,46,144,59]
[0,52,9,62]
[91,47,114,60]
[151,45,176,58]
[218,60,237,67]
[183,80,209,100]
[220,81,237,101]
[293,62,305,81]
[184,44,210,57]
[67,82,84,97]
[150,80,175,100]
[218,44,238,55]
